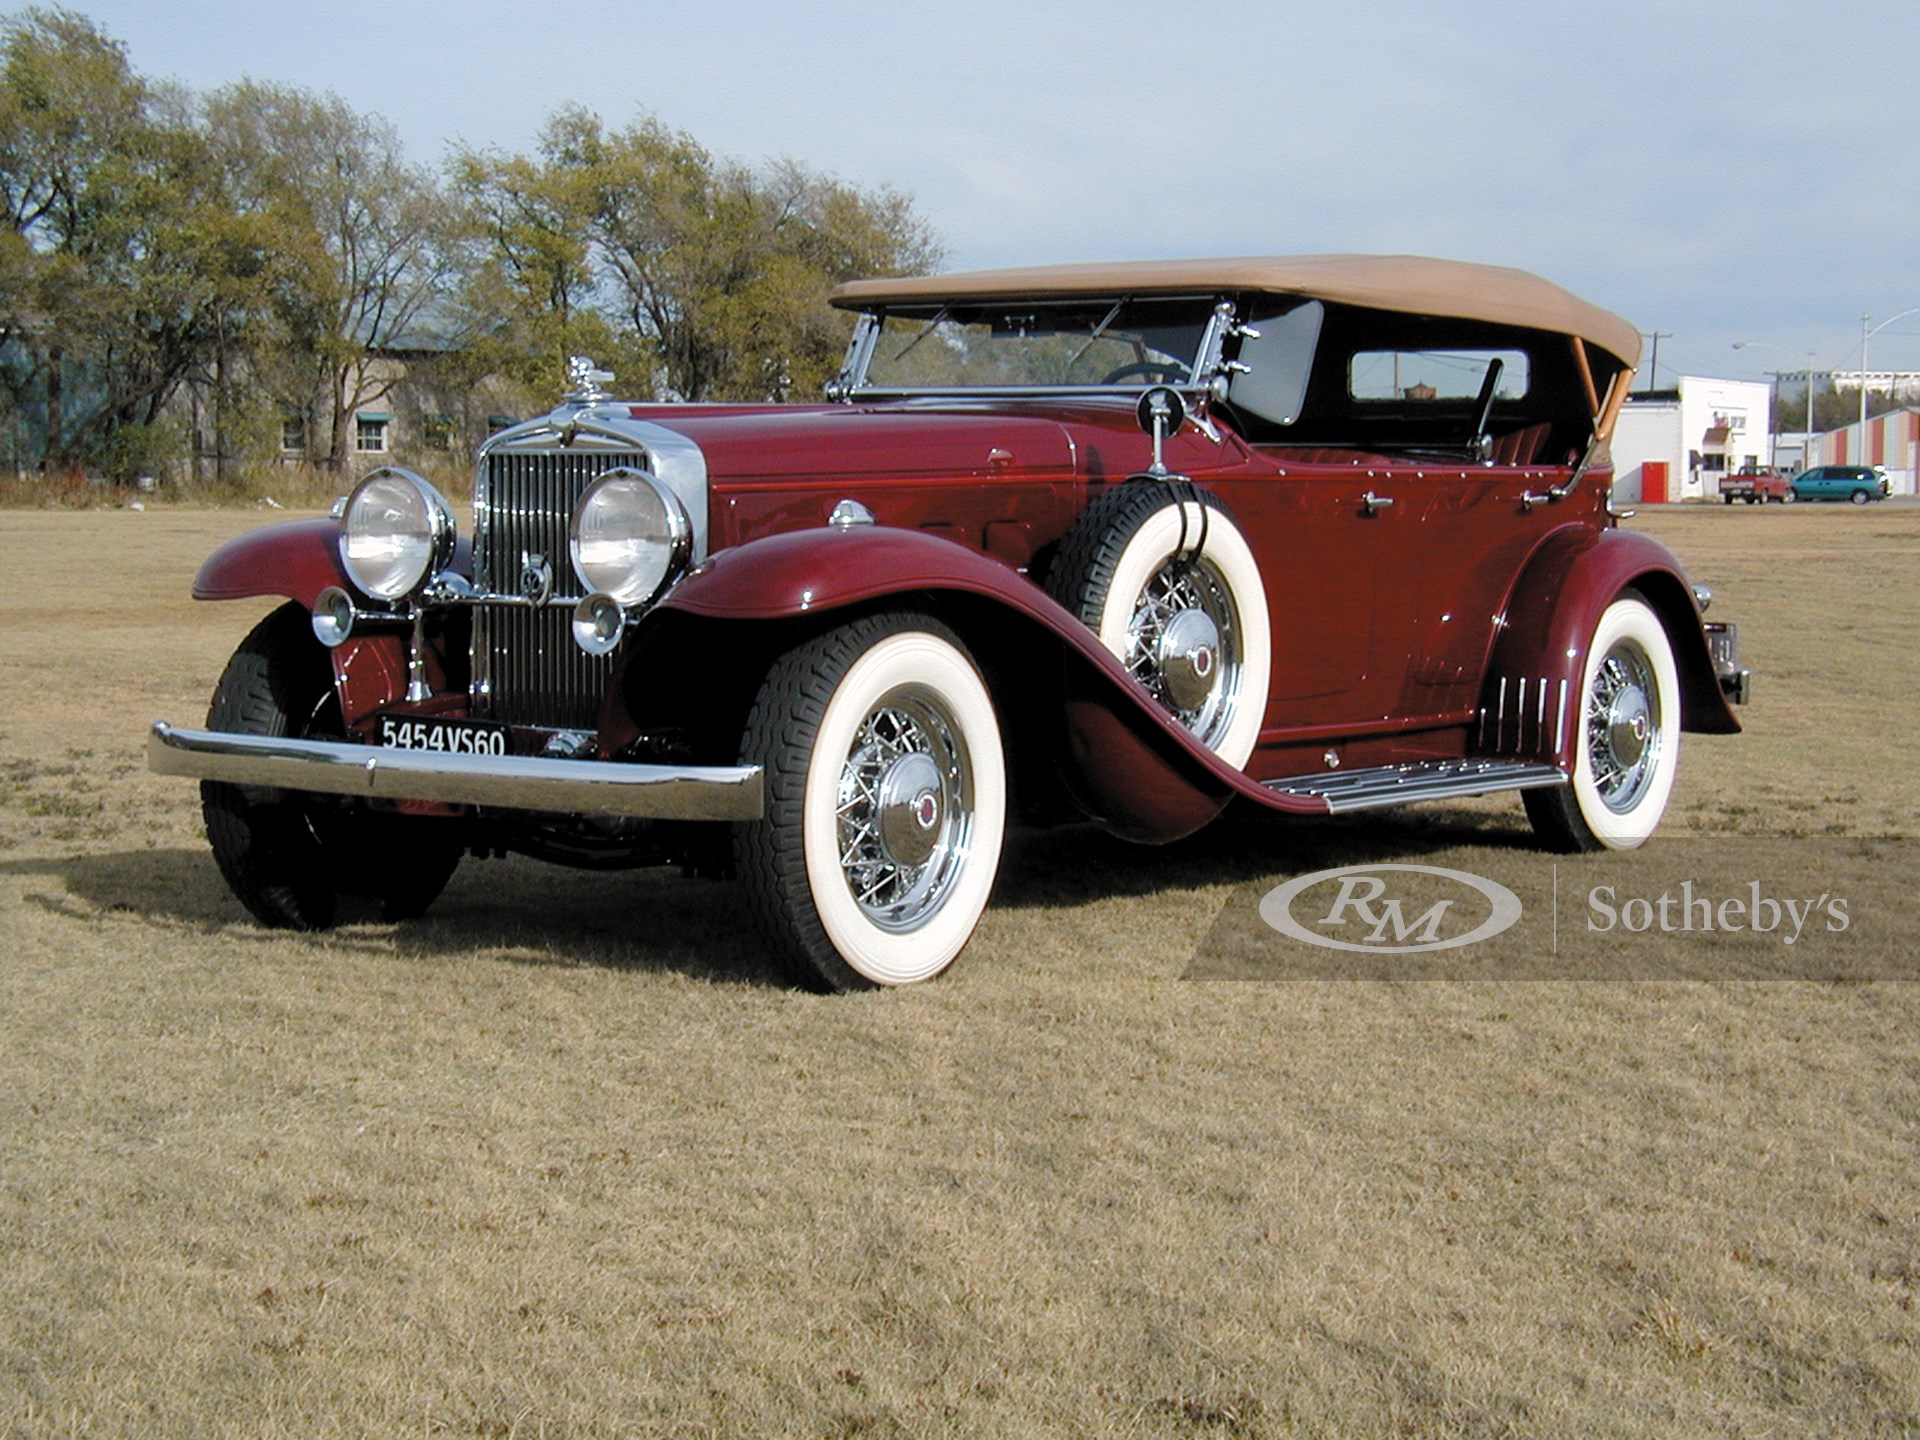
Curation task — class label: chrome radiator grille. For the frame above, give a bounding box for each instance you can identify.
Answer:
[472,449,641,728]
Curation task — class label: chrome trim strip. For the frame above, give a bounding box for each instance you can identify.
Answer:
[148,722,763,822]
[845,382,1221,404]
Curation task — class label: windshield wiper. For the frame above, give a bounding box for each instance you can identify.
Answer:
[1063,300,1126,374]
[886,307,950,365]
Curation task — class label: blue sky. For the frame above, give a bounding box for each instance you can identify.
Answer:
[62,0,1920,384]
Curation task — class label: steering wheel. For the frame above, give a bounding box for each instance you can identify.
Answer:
[1099,360,1191,386]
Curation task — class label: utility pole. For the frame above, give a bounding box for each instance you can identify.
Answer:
[1641,332,1671,392]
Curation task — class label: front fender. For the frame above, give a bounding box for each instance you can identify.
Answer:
[192,520,466,731]
[659,524,1060,623]
[1482,527,1740,766]
[193,518,349,607]
[649,526,1328,839]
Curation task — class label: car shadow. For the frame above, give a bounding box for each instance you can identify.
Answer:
[3,801,1545,983]
[0,846,790,988]
[992,801,1544,909]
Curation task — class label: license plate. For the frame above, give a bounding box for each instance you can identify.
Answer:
[377,715,510,756]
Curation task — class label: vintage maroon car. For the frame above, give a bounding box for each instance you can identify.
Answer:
[150,255,1748,988]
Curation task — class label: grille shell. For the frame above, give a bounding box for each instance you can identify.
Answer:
[472,448,643,729]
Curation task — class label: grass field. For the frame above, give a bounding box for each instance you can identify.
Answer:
[2,502,1916,1438]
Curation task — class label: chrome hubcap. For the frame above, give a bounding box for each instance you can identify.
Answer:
[1605,689,1651,771]
[1125,558,1241,746]
[834,689,973,931]
[874,750,943,867]
[1587,641,1661,813]
[1155,607,1221,712]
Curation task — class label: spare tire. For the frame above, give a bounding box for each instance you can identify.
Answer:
[1046,483,1270,769]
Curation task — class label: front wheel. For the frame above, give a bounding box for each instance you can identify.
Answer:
[1850,488,1871,505]
[201,604,462,928]
[735,613,1007,990]
[1523,594,1680,852]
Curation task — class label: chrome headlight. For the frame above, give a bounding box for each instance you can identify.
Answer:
[569,467,692,607]
[339,467,456,601]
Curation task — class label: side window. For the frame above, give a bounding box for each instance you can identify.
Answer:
[1347,349,1530,402]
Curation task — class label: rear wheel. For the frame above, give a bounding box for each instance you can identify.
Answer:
[201,604,462,928]
[1524,594,1680,852]
[735,613,1006,990]
[1851,488,1871,505]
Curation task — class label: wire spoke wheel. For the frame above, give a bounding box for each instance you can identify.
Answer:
[1523,593,1680,852]
[1585,640,1661,813]
[1121,557,1242,750]
[833,691,976,931]
[736,613,1006,990]
[1046,483,1270,770]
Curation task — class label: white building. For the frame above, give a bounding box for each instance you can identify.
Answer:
[1825,370,1920,400]
[1611,375,1773,503]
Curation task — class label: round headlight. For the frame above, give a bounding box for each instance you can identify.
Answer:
[569,468,692,607]
[339,467,455,601]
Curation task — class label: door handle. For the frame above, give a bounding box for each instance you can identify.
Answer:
[1361,490,1394,515]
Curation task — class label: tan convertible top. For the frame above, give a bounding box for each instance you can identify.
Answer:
[833,254,1642,369]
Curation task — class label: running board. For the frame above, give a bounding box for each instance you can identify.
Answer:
[1262,759,1566,813]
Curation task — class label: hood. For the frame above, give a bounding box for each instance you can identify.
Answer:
[623,403,1079,483]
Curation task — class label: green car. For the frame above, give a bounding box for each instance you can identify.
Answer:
[1788,464,1890,504]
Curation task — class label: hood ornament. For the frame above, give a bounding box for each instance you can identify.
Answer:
[564,355,614,404]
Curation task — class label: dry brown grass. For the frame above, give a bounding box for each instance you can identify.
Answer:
[1,502,1917,1438]
[0,459,473,513]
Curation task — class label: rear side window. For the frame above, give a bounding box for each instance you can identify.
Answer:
[1348,348,1530,402]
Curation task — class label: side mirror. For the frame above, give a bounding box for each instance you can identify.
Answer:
[1135,386,1187,478]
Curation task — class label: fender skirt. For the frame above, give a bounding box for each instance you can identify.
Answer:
[656,525,1329,841]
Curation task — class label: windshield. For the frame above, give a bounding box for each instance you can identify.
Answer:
[856,297,1213,391]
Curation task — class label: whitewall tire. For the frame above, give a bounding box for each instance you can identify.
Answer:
[1047,484,1270,769]
[1524,594,1680,852]
[736,613,1006,990]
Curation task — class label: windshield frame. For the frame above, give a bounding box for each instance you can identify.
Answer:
[832,294,1235,401]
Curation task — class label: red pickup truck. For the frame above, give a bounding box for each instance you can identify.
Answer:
[1719,469,1793,504]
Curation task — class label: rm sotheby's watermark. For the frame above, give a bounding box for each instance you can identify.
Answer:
[1188,838,1913,979]
[1259,863,1523,954]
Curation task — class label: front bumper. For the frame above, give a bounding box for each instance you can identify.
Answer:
[147,721,764,821]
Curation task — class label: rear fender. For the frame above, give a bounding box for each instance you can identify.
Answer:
[647,526,1326,840]
[1480,527,1740,768]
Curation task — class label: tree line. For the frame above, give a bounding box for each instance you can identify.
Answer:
[0,8,941,480]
